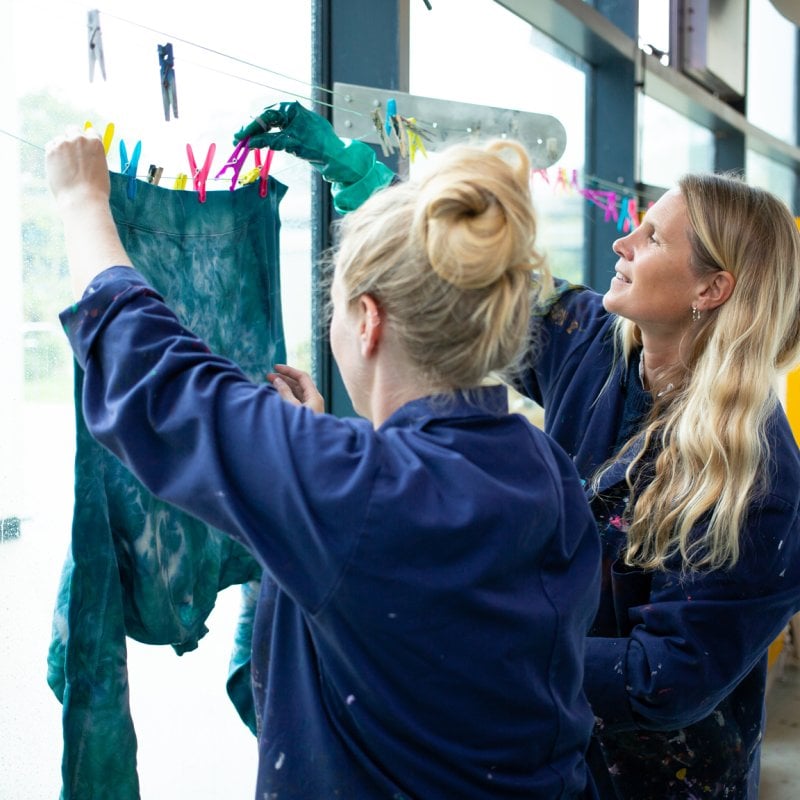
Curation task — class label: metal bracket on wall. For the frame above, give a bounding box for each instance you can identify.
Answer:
[331,81,567,169]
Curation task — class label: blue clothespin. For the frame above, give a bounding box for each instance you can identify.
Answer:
[385,99,397,137]
[214,137,251,191]
[119,139,142,200]
[157,43,179,122]
[87,9,106,82]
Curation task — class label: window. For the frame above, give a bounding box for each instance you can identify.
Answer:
[1,1,312,797]
[746,149,797,207]
[748,0,798,144]
[409,0,588,285]
[638,95,715,189]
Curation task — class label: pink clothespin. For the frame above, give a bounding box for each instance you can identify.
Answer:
[532,168,550,186]
[617,196,639,233]
[187,142,216,203]
[256,148,274,198]
[215,136,251,191]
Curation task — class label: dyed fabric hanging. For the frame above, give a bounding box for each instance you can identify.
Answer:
[47,171,288,799]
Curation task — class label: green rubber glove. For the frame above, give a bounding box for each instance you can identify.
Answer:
[234,101,395,214]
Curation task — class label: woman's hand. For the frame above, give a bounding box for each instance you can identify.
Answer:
[45,126,133,297]
[45,126,110,210]
[267,364,325,413]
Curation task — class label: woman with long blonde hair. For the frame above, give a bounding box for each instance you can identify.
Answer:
[513,173,800,798]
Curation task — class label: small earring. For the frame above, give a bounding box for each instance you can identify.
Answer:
[691,304,701,322]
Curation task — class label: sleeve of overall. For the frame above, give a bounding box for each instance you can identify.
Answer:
[60,267,380,612]
[584,490,800,732]
[513,281,608,408]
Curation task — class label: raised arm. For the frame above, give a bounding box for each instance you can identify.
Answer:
[45,127,133,297]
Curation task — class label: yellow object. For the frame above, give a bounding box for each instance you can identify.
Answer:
[406,117,428,163]
[173,172,188,190]
[83,120,115,155]
[787,367,800,446]
[238,166,261,186]
[768,633,785,669]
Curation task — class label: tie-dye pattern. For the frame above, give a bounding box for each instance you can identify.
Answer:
[48,172,287,799]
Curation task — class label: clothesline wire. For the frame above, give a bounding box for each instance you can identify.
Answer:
[0,128,309,184]
[20,0,585,149]
[94,7,526,138]
[97,9,359,120]
[0,126,659,204]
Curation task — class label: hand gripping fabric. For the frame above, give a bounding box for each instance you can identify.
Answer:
[234,101,395,214]
[47,171,287,800]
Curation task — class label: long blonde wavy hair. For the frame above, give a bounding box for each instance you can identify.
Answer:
[611,173,800,571]
[332,140,553,389]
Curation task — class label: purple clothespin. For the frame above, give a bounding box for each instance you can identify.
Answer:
[215,137,251,191]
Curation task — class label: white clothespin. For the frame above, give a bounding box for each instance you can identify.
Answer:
[88,9,106,82]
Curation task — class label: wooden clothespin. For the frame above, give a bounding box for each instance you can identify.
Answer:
[371,109,394,157]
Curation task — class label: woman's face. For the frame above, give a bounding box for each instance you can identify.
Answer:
[603,189,701,341]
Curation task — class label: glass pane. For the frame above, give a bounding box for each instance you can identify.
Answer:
[638,94,715,188]
[1,1,312,797]
[746,149,797,210]
[638,0,671,63]
[409,0,588,287]
[748,0,798,143]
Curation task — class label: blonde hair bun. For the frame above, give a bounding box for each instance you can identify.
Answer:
[413,140,537,290]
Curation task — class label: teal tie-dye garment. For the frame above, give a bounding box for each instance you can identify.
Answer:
[48,171,287,799]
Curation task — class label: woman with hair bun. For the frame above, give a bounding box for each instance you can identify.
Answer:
[236,102,800,797]
[46,129,602,799]
[513,175,800,798]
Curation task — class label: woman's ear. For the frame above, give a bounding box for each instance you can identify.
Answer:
[359,293,382,357]
[697,270,735,312]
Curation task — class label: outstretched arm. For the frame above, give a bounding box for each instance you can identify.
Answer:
[234,101,395,213]
[45,126,132,297]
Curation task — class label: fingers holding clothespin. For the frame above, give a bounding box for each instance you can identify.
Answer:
[87,9,106,82]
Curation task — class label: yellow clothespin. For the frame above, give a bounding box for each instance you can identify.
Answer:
[173,172,188,190]
[84,120,115,155]
[238,166,261,186]
[405,117,428,163]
